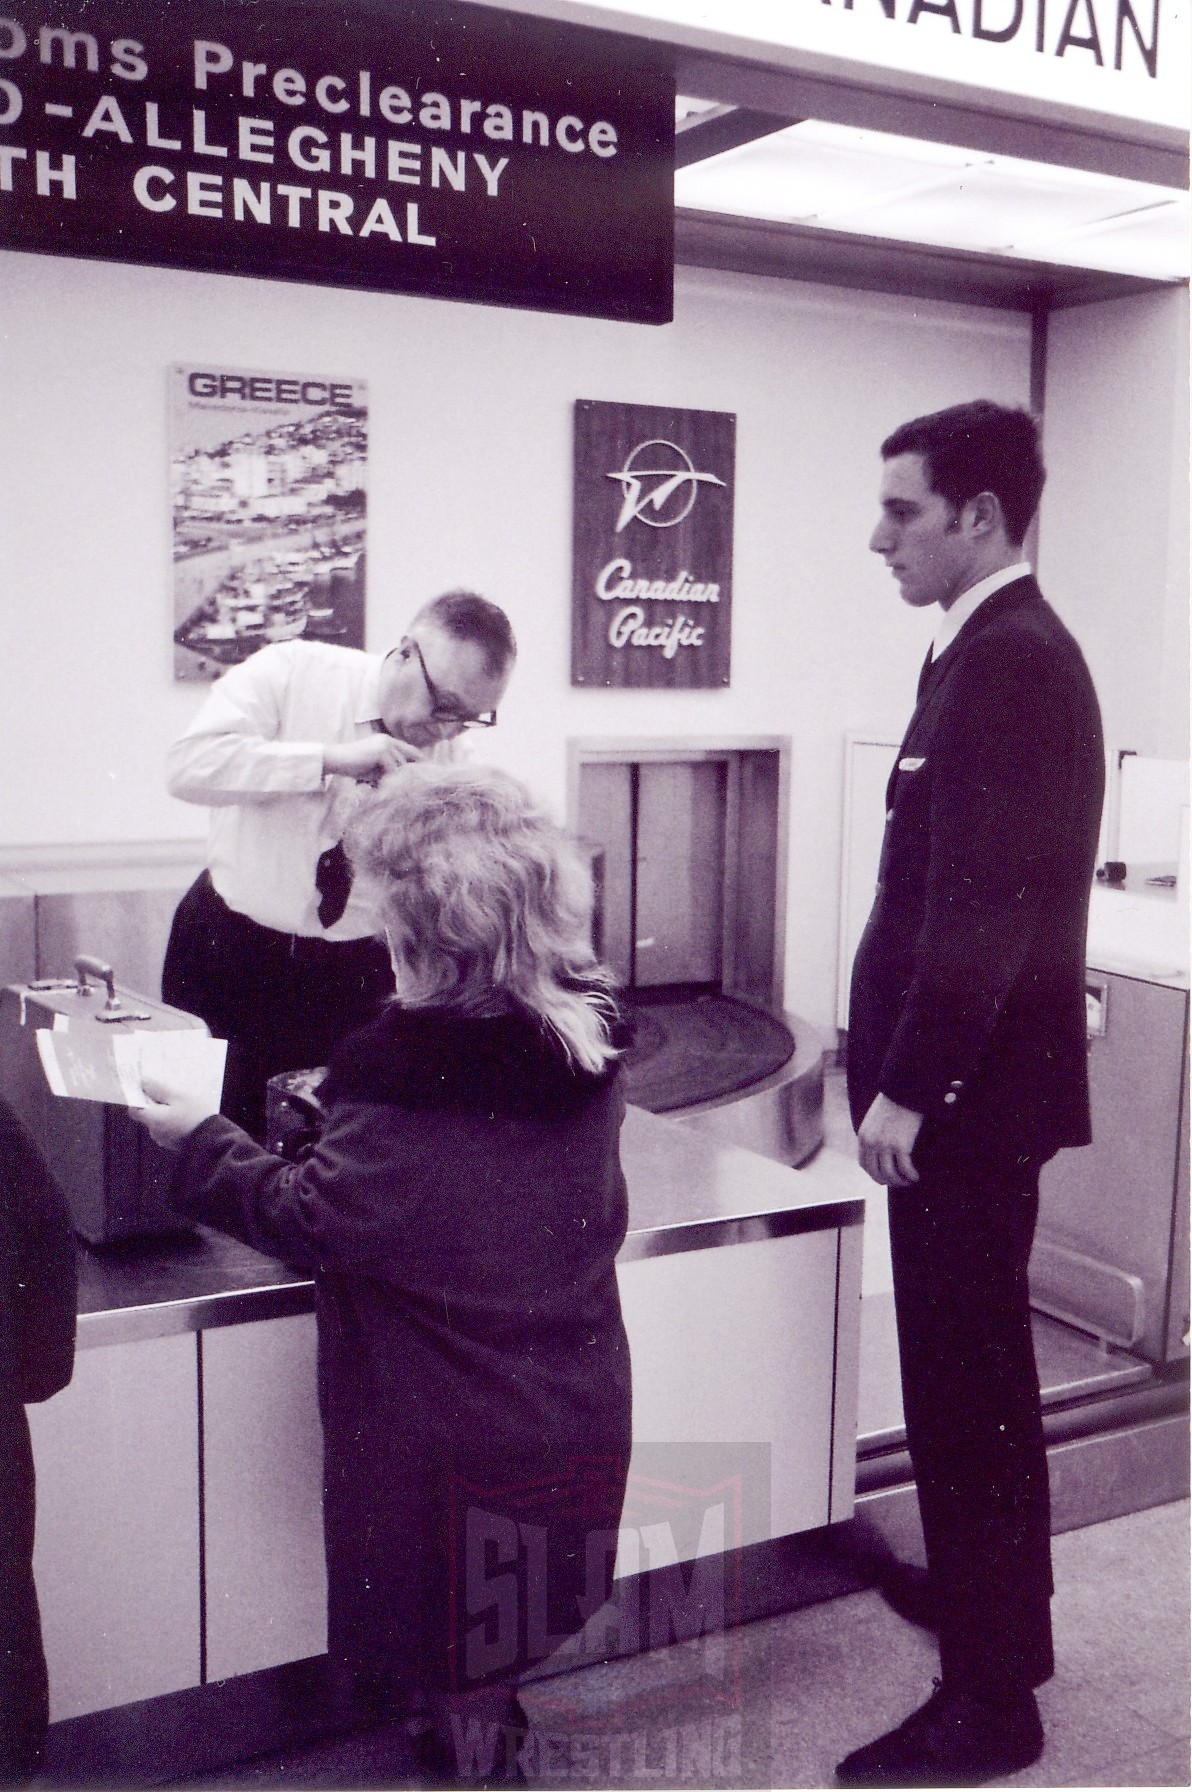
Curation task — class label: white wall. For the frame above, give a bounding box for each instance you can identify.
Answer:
[0,246,1056,1030]
[1039,286,1190,763]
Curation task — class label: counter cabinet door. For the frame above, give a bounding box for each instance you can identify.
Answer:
[615,1222,861,1559]
[29,1332,202,1722]
[200,1314,327,1681]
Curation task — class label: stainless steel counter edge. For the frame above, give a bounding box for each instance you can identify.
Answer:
[75,1194,866,1349]
[76,1276,316,1348]
[618,1197,865,1263]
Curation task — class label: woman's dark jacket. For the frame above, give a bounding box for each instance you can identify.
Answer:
[171,1003,632,1691]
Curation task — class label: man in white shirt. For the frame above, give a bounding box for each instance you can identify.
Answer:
[163,590,516,1139]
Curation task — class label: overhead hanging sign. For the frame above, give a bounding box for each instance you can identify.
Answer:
[0,0,674,322]
[571,398,735,690]
[478,0,1190,135]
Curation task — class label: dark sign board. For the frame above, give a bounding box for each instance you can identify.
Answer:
[571,398,735,688]
[0,0,674,322]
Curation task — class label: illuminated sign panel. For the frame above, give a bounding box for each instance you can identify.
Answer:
[0,0,675,322]
[802,0,1185,128]
[495,0,1189,134]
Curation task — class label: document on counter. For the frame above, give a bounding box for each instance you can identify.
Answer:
[35,1028,227,1110]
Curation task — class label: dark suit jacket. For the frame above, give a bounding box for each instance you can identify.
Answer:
[847,576,1105,1168]
[1,1097,77,1410]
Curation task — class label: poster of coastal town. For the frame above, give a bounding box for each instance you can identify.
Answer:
[169,363,367,680]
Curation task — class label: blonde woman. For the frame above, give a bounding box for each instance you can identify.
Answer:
[137,764,631,1786]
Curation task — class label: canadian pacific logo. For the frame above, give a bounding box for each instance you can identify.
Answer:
[606,438,726,532]
[596,437,727,658]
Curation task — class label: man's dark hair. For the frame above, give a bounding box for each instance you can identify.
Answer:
[881,401,1045,547]
[418,590,517,677]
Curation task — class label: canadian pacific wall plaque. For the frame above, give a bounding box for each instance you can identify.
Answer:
[571,398,735,689]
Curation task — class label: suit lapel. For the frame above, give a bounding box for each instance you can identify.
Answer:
[886,577,1043,808]
[907,575,1041,735]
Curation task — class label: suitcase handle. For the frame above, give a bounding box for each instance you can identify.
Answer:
[71,956,153,1023]
[75,955,117,1008]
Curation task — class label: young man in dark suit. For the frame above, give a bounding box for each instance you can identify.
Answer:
[839,401,1105,1787]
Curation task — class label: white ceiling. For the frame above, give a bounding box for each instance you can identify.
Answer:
[675,109,1191,282]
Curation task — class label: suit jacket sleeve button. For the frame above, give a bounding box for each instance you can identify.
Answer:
[944,1092,958,1105]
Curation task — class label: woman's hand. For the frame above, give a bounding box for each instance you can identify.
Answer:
[132,1073,221,1151]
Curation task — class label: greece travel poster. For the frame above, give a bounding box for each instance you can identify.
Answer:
[169,363,368,680]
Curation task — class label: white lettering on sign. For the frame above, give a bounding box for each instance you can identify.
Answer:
[130,163,436,242]
[0,19,625,221]
[180,36,621,150]
[608,606,706,658]
[595,558,720,604]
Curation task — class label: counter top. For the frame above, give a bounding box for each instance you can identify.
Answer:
[1086,880,1188,989]
[75,1104,863,1348]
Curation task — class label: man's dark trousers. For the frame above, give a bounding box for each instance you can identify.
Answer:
[888,1136,1055,1697]
[163,872,393,1140]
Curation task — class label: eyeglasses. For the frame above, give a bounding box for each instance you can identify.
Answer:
[405,637,498,730]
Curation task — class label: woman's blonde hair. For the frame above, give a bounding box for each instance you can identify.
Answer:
[345,763,619,1074]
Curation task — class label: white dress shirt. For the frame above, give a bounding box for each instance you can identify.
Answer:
[168,640,443,940]
[931,562,1033,661]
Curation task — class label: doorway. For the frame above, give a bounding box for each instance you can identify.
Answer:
[579,757,727,990]
[570,739,792,1112]
[571,738,788,1008]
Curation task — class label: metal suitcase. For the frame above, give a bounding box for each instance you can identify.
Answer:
[0,955,210,1244]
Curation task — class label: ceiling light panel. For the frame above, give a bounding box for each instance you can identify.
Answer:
[815,162,1170,253]
[673,115,1191,278]
[675,131,972,226]
[1022,201,1191,279]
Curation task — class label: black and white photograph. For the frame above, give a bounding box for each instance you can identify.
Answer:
[0,0,1188,1788]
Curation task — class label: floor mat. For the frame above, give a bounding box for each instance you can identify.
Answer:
[620,991,796,1113]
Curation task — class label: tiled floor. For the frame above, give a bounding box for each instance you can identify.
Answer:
[179,1498,1190,1789]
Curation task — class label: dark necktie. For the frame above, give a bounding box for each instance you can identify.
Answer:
[315,839,353,929]
[916,647,936,700]
[315,720,387,927]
